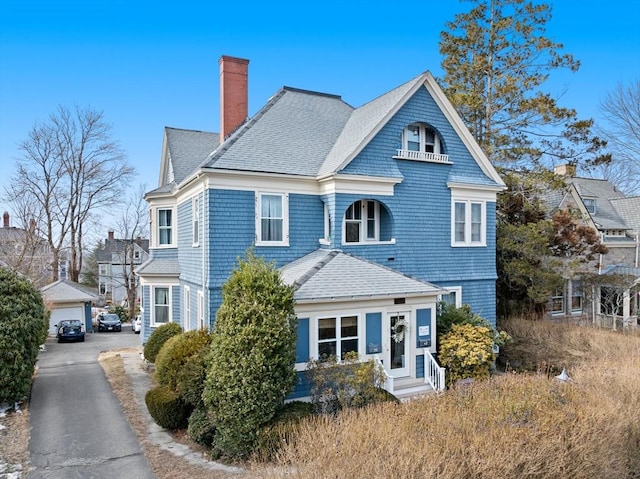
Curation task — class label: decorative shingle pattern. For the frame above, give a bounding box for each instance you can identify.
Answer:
[281,249,442,301]
[319,74,425,177]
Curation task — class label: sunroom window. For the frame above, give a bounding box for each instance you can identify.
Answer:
[318,315,359,361]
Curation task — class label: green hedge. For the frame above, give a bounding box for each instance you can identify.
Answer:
[143,322,182,363]
[0,268,48,403]
[144,385,191,430]
[155,329,212,394]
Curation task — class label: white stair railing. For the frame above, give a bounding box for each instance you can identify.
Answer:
[373,356,394,395]
[424,350,446,392]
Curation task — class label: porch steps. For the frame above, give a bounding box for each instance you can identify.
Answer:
[393,383,437,402]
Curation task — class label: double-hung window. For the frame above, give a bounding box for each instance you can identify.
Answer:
[256,192,288,246]
[317,315,359,360]
[158,208,174,246]
[344,200,379,243]
[452,200,485,246]
[153,286,170,325]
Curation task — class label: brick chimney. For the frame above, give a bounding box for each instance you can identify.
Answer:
[219,55,249,143]
[108,230,114,240]
[3,211,8,228]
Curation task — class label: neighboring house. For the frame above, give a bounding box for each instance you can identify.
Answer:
[547,165,640,326]
[41,280,97,334]
[0,211,58,287]
[96,229,149,307]
[137,55,505,398]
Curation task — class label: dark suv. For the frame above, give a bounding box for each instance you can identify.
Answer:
[97,313,122,332]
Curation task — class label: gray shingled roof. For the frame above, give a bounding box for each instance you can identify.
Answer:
[95,238,150,262]
[207,88,353,176]
[136,258,180,276]
[41,280,97,303]
[166,127,219,183]
[319,74,425,177]
[569,178,628,230]
[281,249,442,302]
[610,196,640,234]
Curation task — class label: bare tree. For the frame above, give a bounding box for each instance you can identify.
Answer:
[586,80,640,194]
[115,185,149,319]
[4,105,134,283]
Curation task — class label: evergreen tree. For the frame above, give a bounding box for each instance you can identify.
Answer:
[202,250,297,459]
[439,0,606,168]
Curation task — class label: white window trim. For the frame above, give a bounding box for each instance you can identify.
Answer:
[394,123,451,164]
[342,200,396,245]
[315,313,361,361]
[439,286,462,307]
[197,290,206,330]
[255,192,289,246]
[151,285,172,326]
[451,198,486,247]
[192,197,200,247]
[184,286,191,331]
[153,206,176,248]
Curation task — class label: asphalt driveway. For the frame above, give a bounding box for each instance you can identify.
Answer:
[28,327,155,479]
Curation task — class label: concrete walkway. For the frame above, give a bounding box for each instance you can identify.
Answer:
[121,351,242,475]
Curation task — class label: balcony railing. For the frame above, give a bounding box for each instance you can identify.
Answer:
[394,149,451,164]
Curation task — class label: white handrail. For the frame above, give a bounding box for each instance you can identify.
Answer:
[424,350,446,392]
[373,355,394,394]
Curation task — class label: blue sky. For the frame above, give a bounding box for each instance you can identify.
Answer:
[1,0,639,205]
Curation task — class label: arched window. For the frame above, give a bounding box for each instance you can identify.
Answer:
[342,200,393,244]
[395,123,450,163]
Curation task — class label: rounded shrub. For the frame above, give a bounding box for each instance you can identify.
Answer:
[439,323,495,387]
[187,406,217,447]
[143,322,183,363]
[175,346,211,409]
[0,267,48,403]
[254,401,316,461]
[144,384,191,429]
[155,329,212,392]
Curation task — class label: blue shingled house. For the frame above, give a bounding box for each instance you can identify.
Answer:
[137,55,505,398]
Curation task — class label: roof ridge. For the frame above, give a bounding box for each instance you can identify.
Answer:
[292,249,339,290]
[282,86,343,100]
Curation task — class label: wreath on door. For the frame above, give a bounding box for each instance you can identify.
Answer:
[392,318,408,343]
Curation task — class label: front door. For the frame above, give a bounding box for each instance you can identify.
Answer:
[386,312,410,378]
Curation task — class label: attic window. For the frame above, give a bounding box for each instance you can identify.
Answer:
[583,198,596,214]
[395,123,450,164]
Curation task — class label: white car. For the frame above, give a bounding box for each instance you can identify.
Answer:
[132,315,141,334]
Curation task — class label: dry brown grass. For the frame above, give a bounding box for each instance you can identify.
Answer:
[253,321,640,479]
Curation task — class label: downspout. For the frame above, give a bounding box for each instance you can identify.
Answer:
[202,180,206,330]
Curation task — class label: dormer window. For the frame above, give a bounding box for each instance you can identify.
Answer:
[583,198,596,214]
[395,123,450,163]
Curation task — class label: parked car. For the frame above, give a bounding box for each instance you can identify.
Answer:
[132,315,141,334]
[56,319,85,343]
[97,313,122,332]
